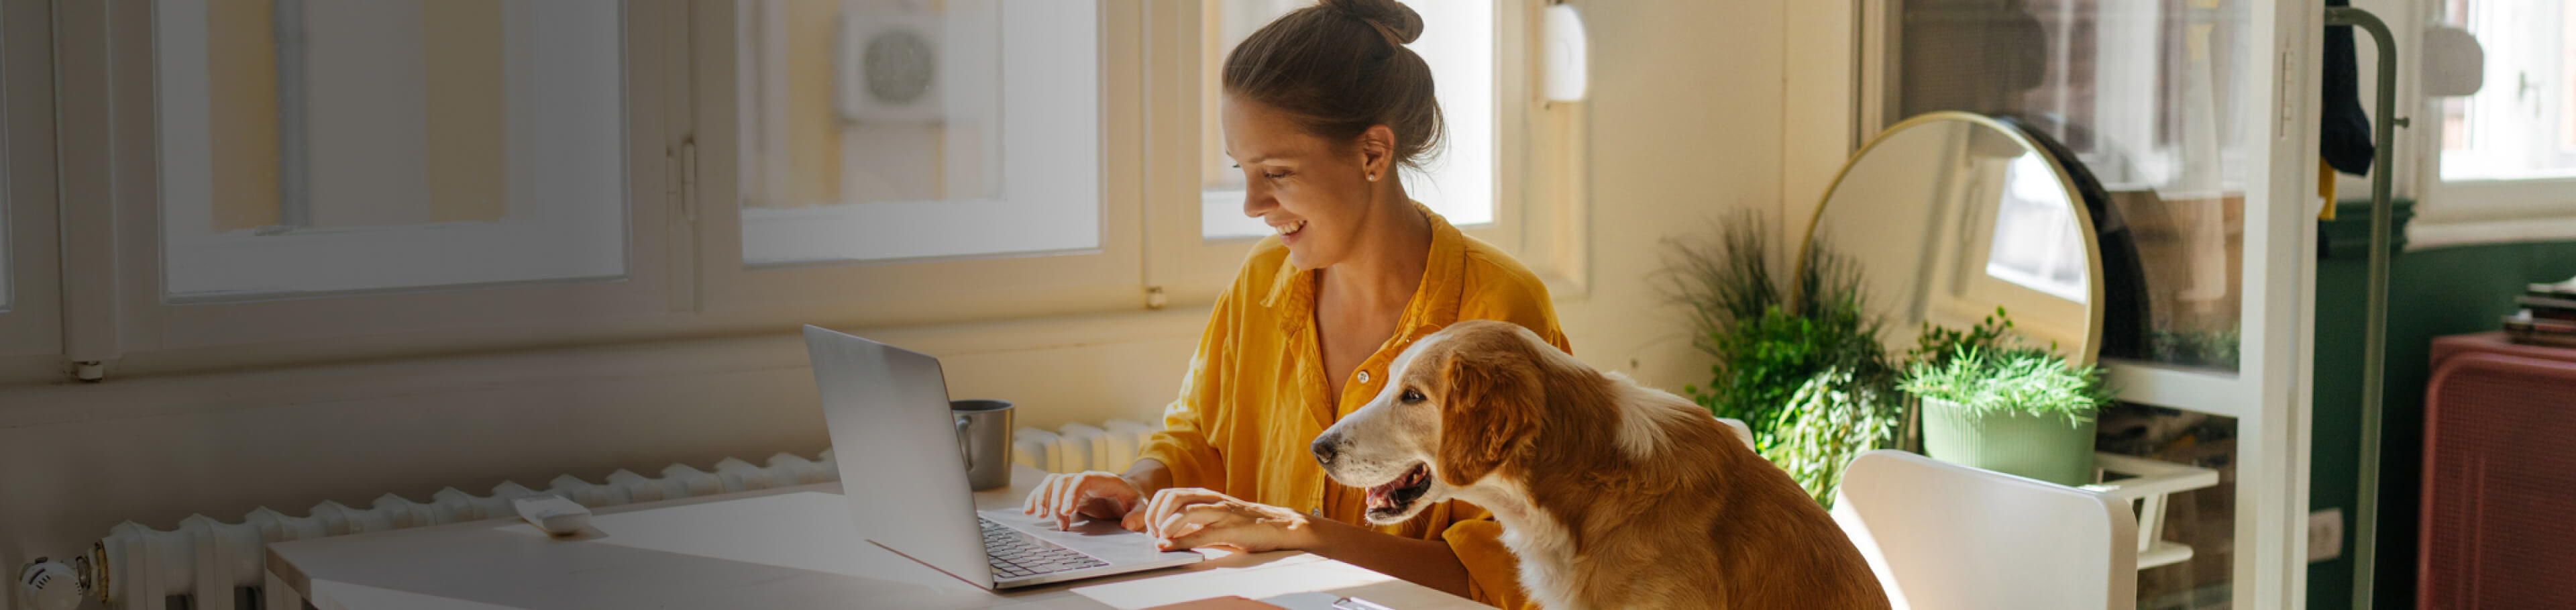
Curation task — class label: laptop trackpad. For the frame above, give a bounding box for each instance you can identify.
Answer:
[975,509,1205,565]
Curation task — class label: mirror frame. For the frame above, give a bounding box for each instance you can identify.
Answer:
[1796,111,2108,365]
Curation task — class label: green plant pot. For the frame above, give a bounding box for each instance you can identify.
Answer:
[1919,398,2098,486]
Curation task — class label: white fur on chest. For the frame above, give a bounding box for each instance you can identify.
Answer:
[1474,482,1583,610]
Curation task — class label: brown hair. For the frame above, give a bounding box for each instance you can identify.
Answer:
[1222,0,1444,172]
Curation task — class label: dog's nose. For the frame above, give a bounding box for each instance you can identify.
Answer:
[1311,436,1339,467]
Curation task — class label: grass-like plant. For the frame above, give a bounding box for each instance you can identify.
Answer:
[1758,368,1902,507]
[1897,345,2114,423]
[1666,215,1891,444]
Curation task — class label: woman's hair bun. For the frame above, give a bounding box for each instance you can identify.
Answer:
[1318,0,1424,44]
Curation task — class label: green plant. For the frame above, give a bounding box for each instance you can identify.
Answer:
[1898,346,2114,423]
[2147,327,2241,369]
[1908,307,2018,368]
[1667,215,1892,446]
[1759,368,1902,507]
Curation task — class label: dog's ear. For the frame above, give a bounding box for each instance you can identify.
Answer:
[1435,344,1542,485]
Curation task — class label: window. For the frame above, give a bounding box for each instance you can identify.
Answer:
[44,1,1557,376]
[733,0,1100,266]
[1984,152,2089,303]
[2439,0,2576,181]
[1199,0,1496,239]
[155,0,628,300]
[2414,0,2576,241]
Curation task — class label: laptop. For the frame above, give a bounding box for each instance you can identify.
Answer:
[802,325,1205,589]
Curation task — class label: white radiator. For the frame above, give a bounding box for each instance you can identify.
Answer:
[38,419,1162,610]
[1013,419,1157,474]
[63,451,837,610]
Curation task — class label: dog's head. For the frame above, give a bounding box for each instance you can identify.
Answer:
[1312,319,1549,525]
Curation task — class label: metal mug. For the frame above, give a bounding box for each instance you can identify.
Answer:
[951,399,1015,491]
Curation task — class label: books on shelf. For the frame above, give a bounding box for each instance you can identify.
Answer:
[2508,274,2576,347]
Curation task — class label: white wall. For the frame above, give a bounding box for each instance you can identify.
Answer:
[0,2,1817,601]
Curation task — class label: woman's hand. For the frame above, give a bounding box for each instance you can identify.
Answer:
[1134,487,1319,553]
[1020,471,1144,531]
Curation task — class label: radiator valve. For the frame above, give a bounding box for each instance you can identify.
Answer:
[15,557,87,610]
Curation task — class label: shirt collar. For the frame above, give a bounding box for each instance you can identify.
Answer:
[1263,201,1467,336]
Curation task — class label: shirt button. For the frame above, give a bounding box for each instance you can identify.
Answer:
[1357,370,1372,383]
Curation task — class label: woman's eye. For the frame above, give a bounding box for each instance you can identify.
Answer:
[1401,389,1424,403]
[1264,172,1287,180]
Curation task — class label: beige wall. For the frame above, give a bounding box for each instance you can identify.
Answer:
[0,1,1820,595]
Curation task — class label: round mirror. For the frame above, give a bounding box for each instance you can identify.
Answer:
[1802,111,2106,364]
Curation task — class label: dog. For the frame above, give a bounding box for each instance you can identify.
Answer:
[1311,319,1889,609]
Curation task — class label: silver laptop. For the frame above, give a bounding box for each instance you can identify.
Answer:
[802,325,1204,589]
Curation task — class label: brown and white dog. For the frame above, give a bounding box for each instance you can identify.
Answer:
[1311,320,1889,609]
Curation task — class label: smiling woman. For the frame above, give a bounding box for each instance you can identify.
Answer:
[1019,1,1570,607]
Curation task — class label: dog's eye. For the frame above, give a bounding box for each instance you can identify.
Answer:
[1401,389,1425,403]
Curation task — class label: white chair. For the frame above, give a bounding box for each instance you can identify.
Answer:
[1715,417,1754,448]
[1829,450,2137,610]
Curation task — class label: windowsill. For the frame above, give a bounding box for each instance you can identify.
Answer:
[0,305,1219,423]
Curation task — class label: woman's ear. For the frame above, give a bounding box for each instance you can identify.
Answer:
[1357,124,1397,181]
[1435,348,1540,486]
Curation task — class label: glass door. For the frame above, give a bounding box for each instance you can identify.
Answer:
[1878,1,2320,607]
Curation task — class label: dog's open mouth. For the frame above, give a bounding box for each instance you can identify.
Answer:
[1364,463,1435,518]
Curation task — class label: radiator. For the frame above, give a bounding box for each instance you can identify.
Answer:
[2418,334,2576,610]
[40,419,1159,610]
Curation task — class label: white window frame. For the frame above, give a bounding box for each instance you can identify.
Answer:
[59,0,686,370]
[2394,0,2576,246]
[688,0,1148,327]
[151,0,633,301]
[0,0,62,365]
[34,0,1577,379]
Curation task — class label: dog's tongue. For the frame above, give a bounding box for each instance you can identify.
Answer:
[1366,482,1393,510]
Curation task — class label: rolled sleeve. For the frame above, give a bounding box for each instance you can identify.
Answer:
[1136,289,1238,489]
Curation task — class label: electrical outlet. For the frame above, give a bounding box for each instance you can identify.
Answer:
[2308,508,2344,562]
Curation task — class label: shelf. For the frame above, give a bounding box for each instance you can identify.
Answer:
[2081,452,2222,572]
[2103,361,2250,418]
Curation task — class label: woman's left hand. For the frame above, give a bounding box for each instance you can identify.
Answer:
[1134,487,1320,553]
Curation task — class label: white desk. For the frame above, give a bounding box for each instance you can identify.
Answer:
[264,464,1484,609]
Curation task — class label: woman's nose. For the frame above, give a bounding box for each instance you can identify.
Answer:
[1241,185,1275,218]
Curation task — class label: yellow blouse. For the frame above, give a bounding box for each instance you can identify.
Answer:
[1136,203,1568,609]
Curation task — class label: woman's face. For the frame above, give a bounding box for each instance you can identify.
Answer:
[1221,94,1384,270]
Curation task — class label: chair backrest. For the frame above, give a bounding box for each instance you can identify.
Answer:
[1715,417,1754,448]
[1829,450,2137,610]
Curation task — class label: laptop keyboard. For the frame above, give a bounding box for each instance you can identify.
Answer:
[980,517,1110,579]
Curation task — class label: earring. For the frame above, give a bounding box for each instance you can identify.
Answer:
[1367,173,1379,182]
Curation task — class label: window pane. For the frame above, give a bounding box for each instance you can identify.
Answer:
[1897,0,2255,374]
[156,0,627,300]
[2439,0,2576,180]
[1201,0,1494,240]
[736,0,1099,266]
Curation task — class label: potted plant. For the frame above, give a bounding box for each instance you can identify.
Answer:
[1664,213,1898,505]
[1896,344,2113,486]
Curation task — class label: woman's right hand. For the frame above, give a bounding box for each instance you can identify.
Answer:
[1020,471,1146,531]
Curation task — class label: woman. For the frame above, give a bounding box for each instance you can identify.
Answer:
[1020,1,1565,606]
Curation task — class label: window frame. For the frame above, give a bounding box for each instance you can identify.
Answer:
[32,0,1578,379]
[62,0,686,366]
[2404,0,2576,246]
[687,0,1148,327]
[0,0,62,362]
